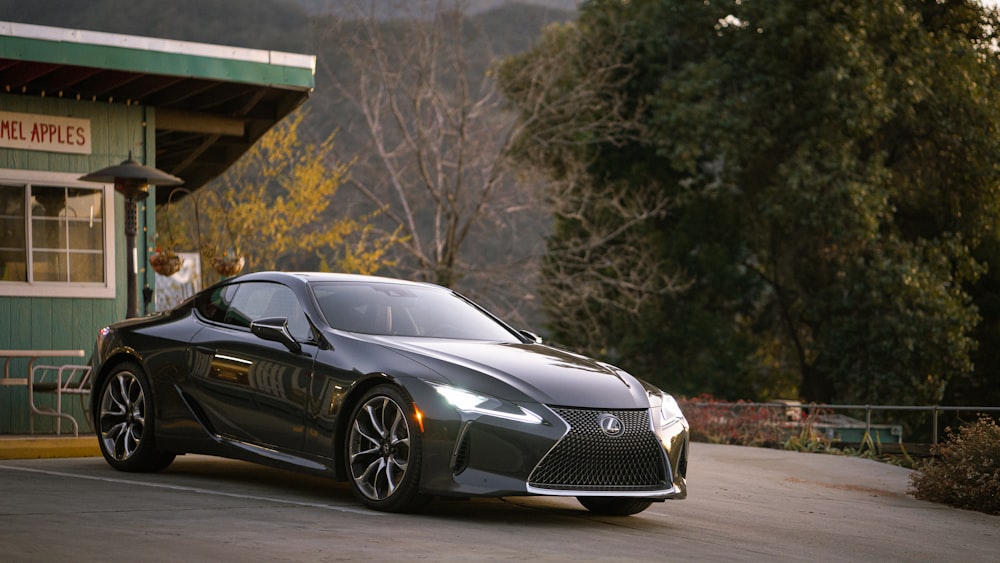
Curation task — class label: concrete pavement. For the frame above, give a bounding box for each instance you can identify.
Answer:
[0,442,996,561]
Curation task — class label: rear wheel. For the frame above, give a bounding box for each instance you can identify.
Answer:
[97,362,175,472]
[577,497,654,516]
[346,385,429,512]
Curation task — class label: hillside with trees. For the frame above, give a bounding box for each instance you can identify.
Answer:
[498,0,1000,408]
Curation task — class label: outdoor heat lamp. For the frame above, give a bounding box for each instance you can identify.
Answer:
[80,153,183,318]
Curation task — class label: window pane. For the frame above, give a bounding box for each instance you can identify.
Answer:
[67,220,103,251]
[31,216,61,250]
[198,283,237,323]
[32,250,67,282]
[32,186,66,216]
[225,283,274,328]
[66,188,102,219]
[0,185,26,281]
[0,216,25,248]
[69,252,103,282]
[0,259,26,281]
[31,186,65,253]
[65,189,103,251]
[257,284,309,340]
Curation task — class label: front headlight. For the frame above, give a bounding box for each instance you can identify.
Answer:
[658,393,686,427]
[430,383,543,424]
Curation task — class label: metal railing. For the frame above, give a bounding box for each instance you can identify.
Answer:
[682,401,1000,445]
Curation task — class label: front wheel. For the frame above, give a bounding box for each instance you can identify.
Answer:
[577,497,654,516]
[346,385,429,512]
[96,361,175,472]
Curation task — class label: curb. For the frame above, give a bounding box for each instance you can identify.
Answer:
[0,436,101,460]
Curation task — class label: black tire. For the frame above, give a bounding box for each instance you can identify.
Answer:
[346,384,430,512]
[96,361,175,472]
[577,497,654,516]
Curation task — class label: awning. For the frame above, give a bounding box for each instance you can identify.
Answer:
[0,21,315,204]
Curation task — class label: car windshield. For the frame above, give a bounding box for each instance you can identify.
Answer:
[311,281,522,342]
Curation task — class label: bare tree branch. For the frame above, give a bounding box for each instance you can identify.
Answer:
[312,0,552,327]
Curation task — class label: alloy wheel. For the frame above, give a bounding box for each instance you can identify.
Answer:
[348,395,411,501]
[99,371,147,462]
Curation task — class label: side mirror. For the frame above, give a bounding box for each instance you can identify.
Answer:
[251,316,302,354]
[520,330,543,344]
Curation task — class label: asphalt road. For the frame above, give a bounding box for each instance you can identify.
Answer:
[0,442,996,562]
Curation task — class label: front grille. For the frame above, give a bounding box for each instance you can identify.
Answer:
[528,407,669,492]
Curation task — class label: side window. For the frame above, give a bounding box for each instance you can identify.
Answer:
[263,285,311,341]
[219,282,310,340]
[224,283,266,328]
[196,283,237,323]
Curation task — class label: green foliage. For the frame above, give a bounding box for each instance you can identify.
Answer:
[909,416,1000,515]
[499,0,1000,404]
[952,237,1000,407]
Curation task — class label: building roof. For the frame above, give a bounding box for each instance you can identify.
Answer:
[0,21,315,203]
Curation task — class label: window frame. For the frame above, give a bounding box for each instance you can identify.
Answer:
[0,169,116,298]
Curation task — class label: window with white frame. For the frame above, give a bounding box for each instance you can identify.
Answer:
[0,170,115,298]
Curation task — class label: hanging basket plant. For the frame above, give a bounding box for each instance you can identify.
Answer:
[151,192,184,277]
[150,248,182,276]
[212,251,245,277]
[209,196,246,278]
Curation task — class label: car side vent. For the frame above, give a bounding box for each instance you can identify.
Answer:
[452,426,472,475]
[178,391,217,436]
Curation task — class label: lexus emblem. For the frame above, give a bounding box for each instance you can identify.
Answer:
[598,413,623,437]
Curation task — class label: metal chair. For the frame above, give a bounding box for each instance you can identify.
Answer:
[29,363,93,437]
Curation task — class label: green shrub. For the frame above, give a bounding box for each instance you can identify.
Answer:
[909,416,1000,515]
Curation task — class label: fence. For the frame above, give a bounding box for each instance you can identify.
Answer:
[680,400,1000,447]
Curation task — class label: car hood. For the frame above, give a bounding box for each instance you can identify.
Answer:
[374,337,653,409]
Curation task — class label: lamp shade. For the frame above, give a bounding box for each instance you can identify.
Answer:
[80,154,183,198]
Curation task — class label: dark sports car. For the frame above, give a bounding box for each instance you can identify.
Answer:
[90,271,688,515]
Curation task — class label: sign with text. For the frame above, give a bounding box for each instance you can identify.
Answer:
[0,111,92,155]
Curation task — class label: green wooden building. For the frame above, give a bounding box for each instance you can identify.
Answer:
[0,21,314,434]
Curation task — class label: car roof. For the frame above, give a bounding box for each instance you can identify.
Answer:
[228,271,443,290]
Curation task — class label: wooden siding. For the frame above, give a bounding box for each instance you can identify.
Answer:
[0,94,155,434]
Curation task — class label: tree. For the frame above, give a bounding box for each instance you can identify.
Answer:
[496,15,687,357]
[499,0,1000,405]
[311,0,561,326]
[158,110,399,286]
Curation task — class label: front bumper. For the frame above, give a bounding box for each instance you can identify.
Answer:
[414,391,688,500]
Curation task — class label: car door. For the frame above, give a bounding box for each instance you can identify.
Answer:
[186,281,316,453]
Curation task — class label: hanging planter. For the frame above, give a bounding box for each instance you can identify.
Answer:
[209,196,246,278]
[151,191,185,277]
[212,252,245,277]
[149,248,182,276]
